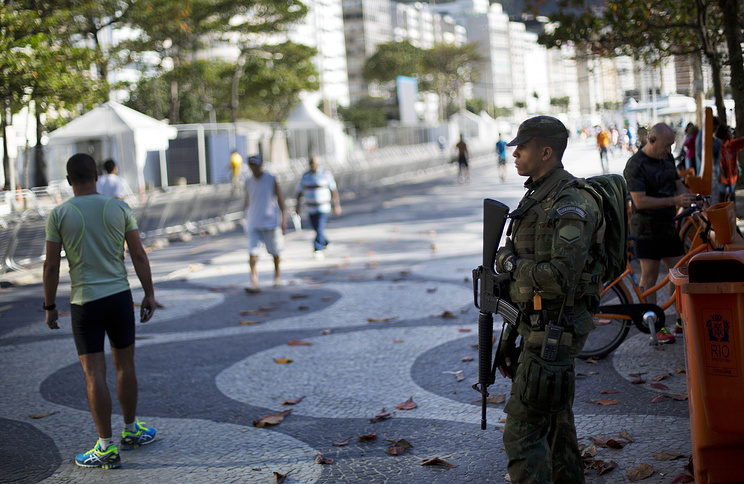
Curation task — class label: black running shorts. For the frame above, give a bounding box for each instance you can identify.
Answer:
[633,234,684,260]
[71,290,135,355]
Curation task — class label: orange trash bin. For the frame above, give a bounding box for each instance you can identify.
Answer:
[670,250,744,484]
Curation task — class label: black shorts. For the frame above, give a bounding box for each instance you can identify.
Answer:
[633,235,684,260]
[71,290,135,355]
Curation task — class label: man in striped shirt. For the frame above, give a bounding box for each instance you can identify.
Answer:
[295,157,341,259]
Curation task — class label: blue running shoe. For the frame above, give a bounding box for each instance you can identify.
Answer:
[121,421,156,450]
[75,442,121,469]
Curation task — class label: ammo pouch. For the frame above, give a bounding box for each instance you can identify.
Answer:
[507,344,574,415]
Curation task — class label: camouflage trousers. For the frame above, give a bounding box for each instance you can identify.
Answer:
[503,334,588,484]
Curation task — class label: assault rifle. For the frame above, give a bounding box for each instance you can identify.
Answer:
[472,199,521,430]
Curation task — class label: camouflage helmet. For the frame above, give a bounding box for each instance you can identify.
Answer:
[507,116,569,146]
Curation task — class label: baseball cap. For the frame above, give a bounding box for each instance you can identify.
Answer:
[248,155,262,165]
[507,116,569,146]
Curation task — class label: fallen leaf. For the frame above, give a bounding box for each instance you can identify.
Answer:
[671,392,688,401]
[315,454,333,465]
[651,395,669,403]
[370,409,391,423]
[332,437,352,447]
[652,372,672,382]
[685,456,694,475]
[358,430,378,440]
[498,418,506,423]
[589,399,619,406]
[486,394,506,404]
[588,371,599,375]
[436,311,456,319]
[396,397,418,410]
[581,445,598,458]
[619,430,634,442]
[240,320,262,325]
[386,439,414,449]
[586,358,598,365]
[626,463,654,481]
[320,329,332,335]
[675,366,686,374]
[29,411,58,419]
[599,390,619,394]
[298,305,309,311]
[393,339,404,343]
[462,356,474,362]
[631,376,645,385]
[290,294,309,299]
[457,328,471,332]
[671,473,694,483]
[368,317,398,323]
[650,383,668,390]
[427,288,438,293]
[628,372,648,377]
[253,409,292,428]
[239,309,268,316]
[421,457,457,468]
[287,340,311,346]
[273,471,288,483]
[654,452,686,461]
[273,358,293,364]
[388,446,406,455]
[597,460,618,475]
[590,437,629,448]
[281,396,305,405]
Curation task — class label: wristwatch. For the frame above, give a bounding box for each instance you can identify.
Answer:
[503,255,518,273]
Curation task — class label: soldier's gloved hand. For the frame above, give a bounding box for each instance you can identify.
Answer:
[495,238,517,273]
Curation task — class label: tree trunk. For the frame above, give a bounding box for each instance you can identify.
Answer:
[2,100,10,190]
[705,53,726,123]
[231,52,248,125]
[717,0,744,186]
[34,106,47,187]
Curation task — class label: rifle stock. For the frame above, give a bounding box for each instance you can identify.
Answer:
[472,199,520,430]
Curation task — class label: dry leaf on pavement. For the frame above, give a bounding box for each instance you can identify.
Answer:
[273,471,288,483]
[619,430,634,442]
[589,399,619,406]
[281,396,305,405]
[651,395,669,403]
[652,372,672,381]
[671,392,688,401]
[486,394,506,404]
[395,397,417,410]
[626,463,655,481]
[675,366,686,374]
[314,454,333,465]
[368,317,397,323]
[599,390,619,394]
[462,356,474,362]
[437,311,456,319]
[287,340,311,346]
[358,430,377,440]
[654,452,686,461]
[253,409,292,428]
[421,457,457,468]
[290,294,309,299]
[240,320,262,325]
[332,437,352,447]
[671,473,694,483]
[590,437,629,449]
[650,383,669,390]
[581,445,598,458]
[273,357,293,364]
[29,411,58,419]
[370,409,391,423]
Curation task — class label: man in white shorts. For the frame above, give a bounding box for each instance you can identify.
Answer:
[244,155,286,293]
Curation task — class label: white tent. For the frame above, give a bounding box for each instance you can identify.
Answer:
[286,98,348,165]
[46,101,177,192]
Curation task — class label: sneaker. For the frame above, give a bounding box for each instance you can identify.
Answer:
[121,421,156,450]
[675,321,684,334]
[656,327,676,344]
[313,250,325,260]
[75,442,121,469]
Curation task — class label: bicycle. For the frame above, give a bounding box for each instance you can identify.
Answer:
[580,198,743,359]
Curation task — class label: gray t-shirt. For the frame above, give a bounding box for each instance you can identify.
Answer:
[244,172,280,230]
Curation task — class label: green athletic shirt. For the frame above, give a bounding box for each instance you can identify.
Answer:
[45,194,138,305]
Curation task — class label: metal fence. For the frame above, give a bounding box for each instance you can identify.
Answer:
[0,142,493,275]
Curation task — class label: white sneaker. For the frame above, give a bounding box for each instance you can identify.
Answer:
[313,250,325,260]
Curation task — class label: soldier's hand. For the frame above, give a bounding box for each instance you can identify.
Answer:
[498,356,515,379]
[495,238,516,273]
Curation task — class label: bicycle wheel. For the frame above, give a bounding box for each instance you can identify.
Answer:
[579,281,633,359]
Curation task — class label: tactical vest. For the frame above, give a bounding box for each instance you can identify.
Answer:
[507,169,602,308]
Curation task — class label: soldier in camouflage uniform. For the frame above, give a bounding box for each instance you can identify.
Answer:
[495,116,601,483]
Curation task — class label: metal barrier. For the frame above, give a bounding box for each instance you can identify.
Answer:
[0,142,493,275]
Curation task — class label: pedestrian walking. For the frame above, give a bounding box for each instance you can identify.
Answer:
[495,116,601,483]
[295,156,341,260]
[454,134,470,183]
[244,155,286,292]
[596,126,611,173]
[96,159,132,201]
[623,123,696,338]
[496,134,508,182]
[43,153,158,469]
